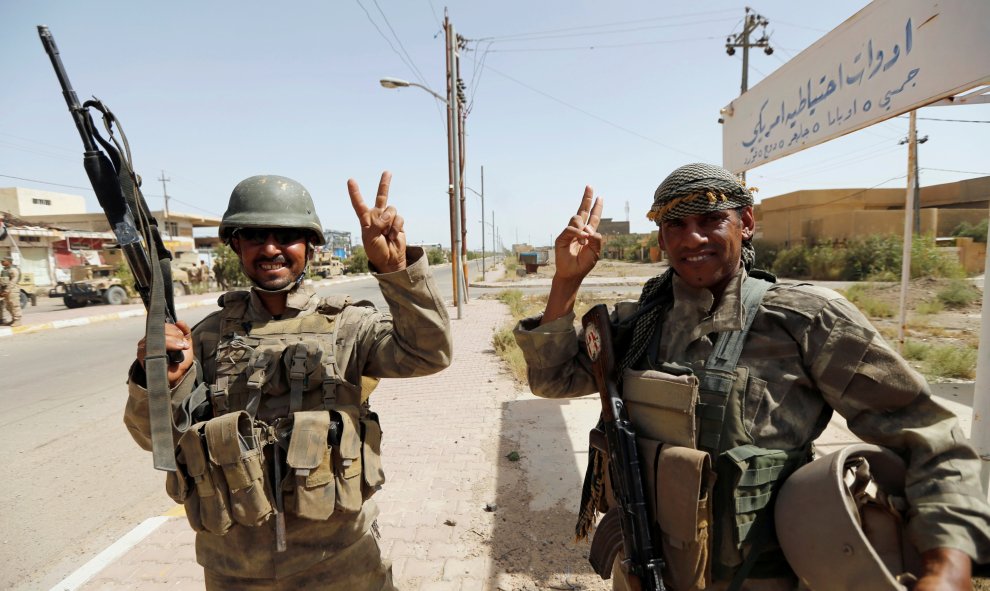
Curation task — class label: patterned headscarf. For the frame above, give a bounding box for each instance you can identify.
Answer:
[647,162,754,223]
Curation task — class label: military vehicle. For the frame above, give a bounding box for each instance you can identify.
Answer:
[49,265,130,308]
[311,250,344,278]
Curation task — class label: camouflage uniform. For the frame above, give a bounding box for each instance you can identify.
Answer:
[514,267,990,584]
[125,248,451,589]
[0,261,22,326]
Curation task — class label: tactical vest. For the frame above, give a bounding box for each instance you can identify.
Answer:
[166,291,385,544]
[623,276,810,588]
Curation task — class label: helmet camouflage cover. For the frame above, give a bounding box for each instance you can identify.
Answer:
[219,175,325,245]
[647,162,754,224]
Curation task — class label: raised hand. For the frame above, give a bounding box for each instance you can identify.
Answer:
[137,320,193,387]
[540,186,604,325]
[348,171,407,273]
[554,186,604,281]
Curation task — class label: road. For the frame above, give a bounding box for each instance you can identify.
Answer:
[0,257,490,591]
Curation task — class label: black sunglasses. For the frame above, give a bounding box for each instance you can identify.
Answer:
[233,228,308,246]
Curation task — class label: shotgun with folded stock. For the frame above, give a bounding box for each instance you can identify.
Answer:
[38,25,179,472]
[582,303,666,591]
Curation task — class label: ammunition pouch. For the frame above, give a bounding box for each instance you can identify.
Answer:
[713,444,809,580]
[165,406,385,536]
[657,445,714,591]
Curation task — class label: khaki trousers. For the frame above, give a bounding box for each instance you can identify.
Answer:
[610,555,798,591]
[204,531,395,591]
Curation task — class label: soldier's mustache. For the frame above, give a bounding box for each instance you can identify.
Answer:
[259,255,287,264]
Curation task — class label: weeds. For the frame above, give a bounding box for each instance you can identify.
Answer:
[843,284,894,317]
[915,299,944,315]
[936,280,981,309]
[924,344,977,380]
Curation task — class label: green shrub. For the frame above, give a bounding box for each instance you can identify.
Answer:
[751,239,779,272]
[808,244,848,280]
[844,234,901,280]
[911,233,964,279]
[346,246,369,274]
[427,249,446,266]
[213,244,249,287]
[951,219,988,243]
[936,279,981,309]
[772,245,811,278]
[924,344,977,379]
[902,340,929,361]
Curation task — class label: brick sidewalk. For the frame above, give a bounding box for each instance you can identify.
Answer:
[74,298,520,590]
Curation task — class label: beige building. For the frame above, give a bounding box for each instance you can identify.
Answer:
[755,176,989,246]
[2,186,219,287]
[0,187,86,217]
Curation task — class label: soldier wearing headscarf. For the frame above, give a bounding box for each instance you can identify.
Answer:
[514,163,989,590]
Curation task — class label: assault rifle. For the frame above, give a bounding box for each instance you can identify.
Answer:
[38,26,179,472]
[582,304,666,591]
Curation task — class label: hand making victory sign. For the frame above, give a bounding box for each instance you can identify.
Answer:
[348,171,407,273]
[540,186,604,325]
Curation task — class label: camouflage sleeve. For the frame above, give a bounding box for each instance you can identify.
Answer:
[355,247,452,378]
[123,312,220,451]
[801,292,990,560]
[512,312,598,399]
[123,360,202,451]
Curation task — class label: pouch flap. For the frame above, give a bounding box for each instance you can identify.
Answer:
[178,423,210,478]
[657,444,712,544]
[333,407,362,460]
[623,368,699,413]
[205,411,252,465]
[286,411,331,470]
[623,368,699,447]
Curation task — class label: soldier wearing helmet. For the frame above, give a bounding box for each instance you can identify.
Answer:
[125,172,451,590]
[514,163,989,590]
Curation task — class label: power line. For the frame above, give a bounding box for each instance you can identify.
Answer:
[486,35,722,53]
[0,173,92,191]
[897,116,990,124]
[483,65,707,160]
[487,17,737,44]
[481,9,737,41]
[921,167,990,176]
[354,0,429,88]
[371,0,431,87]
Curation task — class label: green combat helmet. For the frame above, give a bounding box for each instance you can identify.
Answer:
[219,175,325,245]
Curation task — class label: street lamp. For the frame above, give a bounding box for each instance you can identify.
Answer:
[379,75,467,319]
[379,77,447,103]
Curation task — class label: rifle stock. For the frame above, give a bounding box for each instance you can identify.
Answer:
[39,26,178,471]
[582,304,666,591]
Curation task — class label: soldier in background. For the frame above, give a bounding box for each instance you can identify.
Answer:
[1,257,22,327]
[212,258,227,291]
[514,163,989,590]
[125,172,451,590]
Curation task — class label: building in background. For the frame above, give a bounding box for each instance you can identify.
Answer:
[754,176,989,247]
[1,186,220,287]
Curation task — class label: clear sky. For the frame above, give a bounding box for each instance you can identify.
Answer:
[2,1,988,250]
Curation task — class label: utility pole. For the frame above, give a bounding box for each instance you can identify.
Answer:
[445,12,466,318]
[726,7,772,183]
[480,166,485,281]
[491,209,496,260]
[455,37,469,301]
[158,170,171,236]
[899,113,928,235]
